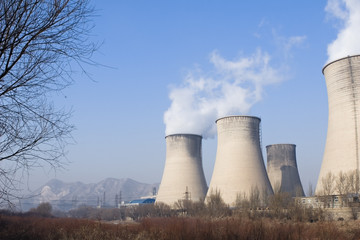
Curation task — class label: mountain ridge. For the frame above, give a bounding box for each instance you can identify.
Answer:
[20,178,159,211]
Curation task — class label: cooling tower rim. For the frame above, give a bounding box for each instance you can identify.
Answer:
[322,54,360,74]
[165,133,202,139]
[215,115,261,123]
[266,143,296,148]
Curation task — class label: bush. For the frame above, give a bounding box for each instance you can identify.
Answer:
[28,202,53,217]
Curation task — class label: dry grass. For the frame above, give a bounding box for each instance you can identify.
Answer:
[2,214,360,240]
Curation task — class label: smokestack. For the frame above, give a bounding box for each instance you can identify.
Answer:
[316,55,360,195]
[206,116,273,206]
[156,134,208,205]
[266,144,304,197]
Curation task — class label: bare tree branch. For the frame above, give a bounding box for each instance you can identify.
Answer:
[0,0,97,206]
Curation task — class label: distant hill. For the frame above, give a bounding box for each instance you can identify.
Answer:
[20,178,159,211]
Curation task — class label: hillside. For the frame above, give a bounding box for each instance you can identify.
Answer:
[20,178,159,211]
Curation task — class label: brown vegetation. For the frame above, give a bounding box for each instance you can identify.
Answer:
[1,190,360,239]
[2,214,360,240]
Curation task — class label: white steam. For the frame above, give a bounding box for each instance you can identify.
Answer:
[326,0,360,63]
[164,49,284,138]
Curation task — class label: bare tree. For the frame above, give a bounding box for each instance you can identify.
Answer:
[0,0,96,206]
[307,182,314,197]
[249,186,260,209]
[268,191,291,218]
[335,171,349,196]
[235,192,250,210]
[321,172,335,196]
[205,189,230,217]
[29,202,52,217]
[346,170,360,195]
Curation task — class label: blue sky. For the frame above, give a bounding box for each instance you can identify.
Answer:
[27,0,354,195]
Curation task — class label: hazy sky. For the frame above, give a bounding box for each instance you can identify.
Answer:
[26,0,358,195]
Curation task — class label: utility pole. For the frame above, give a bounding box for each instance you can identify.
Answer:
[115,194,119,208]
[72,195,78,209]
[103,191,106,208]
[184,186,191,201]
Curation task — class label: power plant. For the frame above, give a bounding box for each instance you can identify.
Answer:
[316,55,360,195]
[156,56,360,204]
[156,134,208,205]
[206,116,273,206]
[266,144,304,197]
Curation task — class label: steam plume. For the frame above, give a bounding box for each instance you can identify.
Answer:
[164,49,284,138]
[326,0,360,62]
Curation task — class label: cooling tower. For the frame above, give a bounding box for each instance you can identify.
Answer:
[156,134,208,205]
[316,55,360,195]
[206,116,273,206]
[266,144,304,197]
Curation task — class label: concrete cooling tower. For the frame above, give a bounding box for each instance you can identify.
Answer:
[156,134,208,205]
[316,55,360,195]
[206,116,273,206]
[266,144,304,197]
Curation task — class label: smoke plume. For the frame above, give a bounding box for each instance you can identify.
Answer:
[164,49,284,138]
[326,0,360,63]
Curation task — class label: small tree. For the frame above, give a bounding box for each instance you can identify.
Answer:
[347,170,360,195]
[249,186,261,209]
[335,171,349,196]
[321,172,335,196]
[29,202,52,217]
[268,192,292,218]
[235,192,250,209]
[175,199,206,216]
[307,182,314,197]
[205,189,230,217]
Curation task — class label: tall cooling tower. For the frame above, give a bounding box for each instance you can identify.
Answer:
[266,144,304,197]
[316,55,360,195]
[206,116,273,206]
[156,134,208,205]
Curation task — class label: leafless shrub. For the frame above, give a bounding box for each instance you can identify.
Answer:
[0,214,358,240]
[268,191,292,219]
[174,199,207,217]
[28,202,53,217]
[124,203,174,221]
[205,189,231,218]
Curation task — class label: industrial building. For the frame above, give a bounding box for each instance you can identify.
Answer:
[316,55,360,195]
[206,116,273,206]
[156,134,208,206]
[266,144,304,197]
